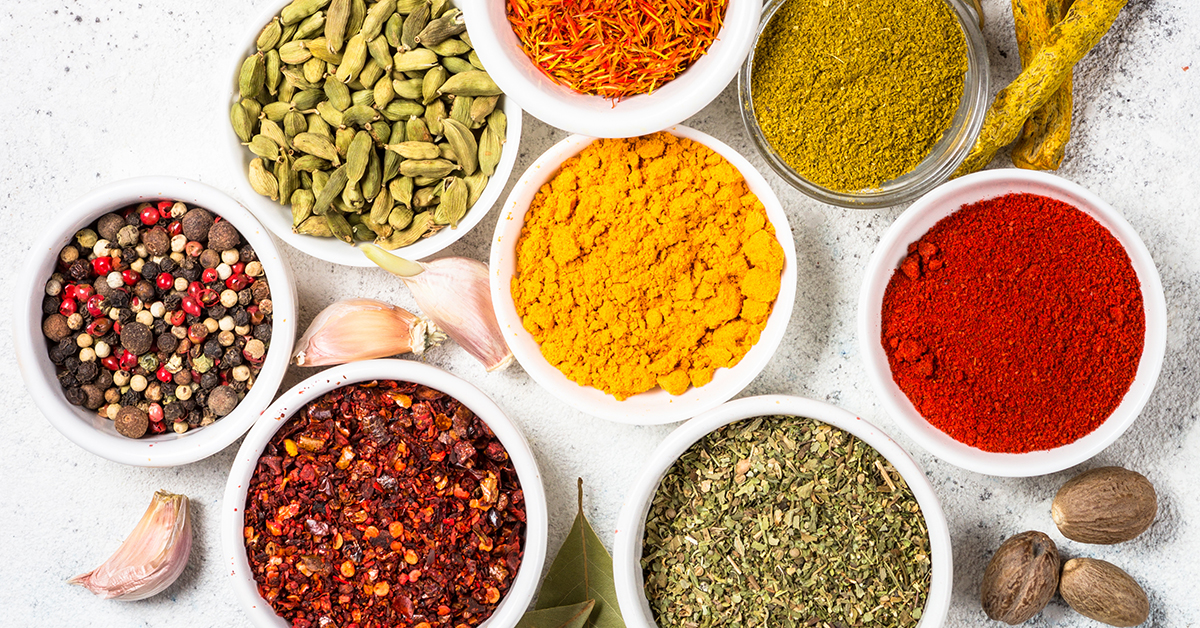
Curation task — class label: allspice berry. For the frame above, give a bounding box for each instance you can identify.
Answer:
[42,314,71,342]
[142,226,171,256]
[980,531,1061,624]
[97,213,125,241]
[207,385,239,417]
[181,207,214,241]
[1059,558,1149,627]
[207,219,241,252]
[120,321,154,356]
[1052,466,1157,544]
[115,406,149,439]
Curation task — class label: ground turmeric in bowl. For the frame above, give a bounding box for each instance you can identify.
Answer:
[512,132,785,401]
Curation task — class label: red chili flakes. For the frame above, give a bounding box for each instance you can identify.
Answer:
[243,380,527,628]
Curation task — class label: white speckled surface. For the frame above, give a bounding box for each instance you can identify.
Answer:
[1,0,1197,625]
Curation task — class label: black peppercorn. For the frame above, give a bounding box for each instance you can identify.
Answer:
[238,245,257,263]
[231,307,249,326]
[164,402,184,422]
[64,356,83,373]
[125,211,142,227]
[68,258,91,282]
[161,381,177,398]
[208,305,226,319]
[157,333,179,353]
[119,309,135,325]
[96,370,114,390]
[49,345,69,364]
[58,371,80,389]
[238,289,253,306]
[187,409,203,427]
[152,319,170,337]
[204,339,223,359]
[253,324,272,343]
[201,371,219,390]
[121,390,141,406]
[163,292,182,312]
[108,291,130,308]
[76,361,100,383]
[64,386,86,406]
[181,264,201,282]
[222,347,244,368]
[159,257,178,274]
[42,295,59,315]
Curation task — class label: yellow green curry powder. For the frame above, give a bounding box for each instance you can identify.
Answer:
[751,0,968,192]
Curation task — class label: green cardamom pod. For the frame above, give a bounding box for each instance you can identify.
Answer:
[265,49,283,95]
[437,70,500,97]
[331,194,355,214]
[412,175,440,187]
[413,185,440,207]
[325,0,350,53]
[282,66,317,90]
[249,158,280,201]
[351,222,376,241]
[367,35,394,71]
[261,118,291,149]
[276,154,301,204]
[324,75,352,110]
[351,88,376,108]
[306,112,332,138]
[441,117,477,176]
[348,0,367,37]
[399,158,456,179]
[314,165,350,214]
[283,19,301,44]
[312,168,331,195]
[433,175,469,227]
[263,100,293,122]
[387,203,414,230]
[279,78,298,102]
[292,87,325,110]
[468,50,485,71]
[383,150,404,184]
[358,59,386,90]
[300,57,324,84]
[341,103,379,127]
[438,142,455,162]
[316,100,346,127]
[389,175,414,208]
[367,119,392,144]
[296,215,333,237]
[279,39,313,64]
[393,48,438,73]
[424,98,445,136]
[284,109,308,138]
[414,9,464,47]
[441,56,475,75]
[396,0,426,14]
[335,126,356,157]
[335,34,369,83]
[346,130,373,183]
[240,97,263,121]
[363,214,393,238]
[385,141,440,160]
[430,0,449,19]
[382,99,425,122]
[385,13,404,49]
[257,18,283,51]
[291,189,316,227]
[421,65,448,104]
[469,95,498,127]
[249,135,282,161]
[449,95,472,129]
[478,123,503,176]
[362,148,383,200]
[487,109,507,139]
[293,154,332,172]
[370,186,395,224]
[425,38,470,58]
[342,179,366,208]
[373,73,396,109]
[281,0,331,26]
[400,1,430,51]
[463,170,488,208]
[376,210,433,249]
[393,77,424,100]
[405,115,431,143]
[294,132,342,164]
[307,37,344,64]
[230,102,254,144]
[239,53,267,99]
[361,0,396,41]
[294,11,326,40]
[325,210,355,243]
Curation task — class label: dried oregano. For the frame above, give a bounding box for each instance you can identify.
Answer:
[641,415,931,628]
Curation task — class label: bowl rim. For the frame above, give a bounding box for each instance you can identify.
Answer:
[222,0,523,267]
[737,0,989,208]
[460,0,762,138]
[611,394,953,628]
[219,359,548,628]
[488,125,797,424]
[857,169,1168,476]
[11,175,297,467]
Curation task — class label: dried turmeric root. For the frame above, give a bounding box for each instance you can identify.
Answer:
[1012,0,1074,169]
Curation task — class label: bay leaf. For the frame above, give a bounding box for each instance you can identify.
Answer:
[535,479,626,628]
[516,599,596,628]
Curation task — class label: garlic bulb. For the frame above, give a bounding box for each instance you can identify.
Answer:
[293,298,444,366]
[362,244,513,371]
[68,490,192,601]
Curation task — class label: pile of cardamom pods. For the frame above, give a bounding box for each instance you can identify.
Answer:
[230,0,507,249]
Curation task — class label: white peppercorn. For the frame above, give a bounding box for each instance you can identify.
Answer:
[135,310,154,326]
[67,313,84,330]
[79,347,97,362]
[95,340,111,358]
[130,374,148,392]
[232,365,251,381]
[77,334,94,348]
[217,263,233,280]
[221,249,240,265]
[170,234,187,253]
[113,370,131,387]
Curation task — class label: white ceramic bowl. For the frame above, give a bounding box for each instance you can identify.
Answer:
[612,395,952,628]
[223,0,523,267]
[489,125,797,424]
[858,169,1167,477]
[461,0,761,137]
[12,176,297,467]
[220,359,547,628]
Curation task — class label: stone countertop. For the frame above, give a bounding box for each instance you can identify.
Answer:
[1,0,1196,625]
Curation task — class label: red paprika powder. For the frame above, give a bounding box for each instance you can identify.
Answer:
[881,193,1145,453]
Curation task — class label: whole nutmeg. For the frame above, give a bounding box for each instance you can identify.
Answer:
[980,531,1060,624]
[1052,467,1157,544]
[1059,558,1149,627]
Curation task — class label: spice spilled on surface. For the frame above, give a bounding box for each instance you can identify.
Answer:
[881,193,1145,453]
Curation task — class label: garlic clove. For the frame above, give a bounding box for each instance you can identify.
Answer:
[68,490,192,601]
[362,244,514,371]
[293,298,444,367]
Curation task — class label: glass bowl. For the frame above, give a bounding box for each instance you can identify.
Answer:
[737,0,990,208]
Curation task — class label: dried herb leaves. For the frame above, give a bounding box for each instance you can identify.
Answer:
[641,415,931,628]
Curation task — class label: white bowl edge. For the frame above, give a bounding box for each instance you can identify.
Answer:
[611,395,952,628]
[488,125,797,424]
[857,169,1168,477]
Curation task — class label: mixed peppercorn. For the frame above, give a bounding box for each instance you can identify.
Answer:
[40,200,273,438]
[243,380,526,628]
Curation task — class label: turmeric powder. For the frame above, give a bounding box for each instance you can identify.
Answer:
[512,132,785,401]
